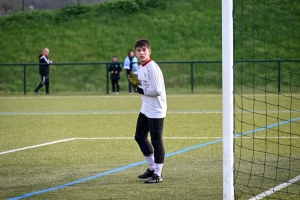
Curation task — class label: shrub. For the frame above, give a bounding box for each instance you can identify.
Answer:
[95,0,172,15]
[55,4,92,22]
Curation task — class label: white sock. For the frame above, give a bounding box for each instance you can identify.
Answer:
[154,163,164,177]
[145,154,155,170]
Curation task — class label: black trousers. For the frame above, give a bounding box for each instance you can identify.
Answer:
[111,80,119,92]
[134,112,165,164]
[34,75,49,93]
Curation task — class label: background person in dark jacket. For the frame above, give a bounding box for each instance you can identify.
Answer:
[108,55,122,94]
[34,48,52,94]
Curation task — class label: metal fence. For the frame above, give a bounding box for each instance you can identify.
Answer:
[0,60,299,95]
[1,61,221,94]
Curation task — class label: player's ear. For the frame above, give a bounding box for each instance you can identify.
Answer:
[149,48,152,55]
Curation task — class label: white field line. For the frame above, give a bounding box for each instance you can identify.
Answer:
[1,136,299,155]
[0,138,77,155]
[0,110,225,115]
[249,175,300,200]
[0,94,223,99]
[0,110,298,115]
[0,137,219,155]
[267,137,299,138]
[0,94,296,99]
[75,137,298,139]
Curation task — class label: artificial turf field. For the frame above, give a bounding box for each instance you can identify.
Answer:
[0,94,299,199]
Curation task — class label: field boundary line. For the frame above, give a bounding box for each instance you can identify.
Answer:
[0,109,298,115]
[6,138,223,200]
[0,137,220,155]
[75,137,223,140]
[74,136,300,140]
[249,175,300,200]
[235,118,300,138]
[2,136,299,155]
[0,94,220,99]
[1,94,297,99]
[0,138,76,155]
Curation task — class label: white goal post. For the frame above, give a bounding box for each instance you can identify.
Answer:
[222,0,234,199]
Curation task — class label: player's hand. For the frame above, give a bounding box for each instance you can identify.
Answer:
[128,71,140,88]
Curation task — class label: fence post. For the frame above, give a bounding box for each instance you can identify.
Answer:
[191,62,194,93]
[106,64,109,94]
[278,61,281,93]
[24,64,27,94]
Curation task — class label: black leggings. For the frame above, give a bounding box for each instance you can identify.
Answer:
[134,112,165,164]
[35,75,49,93]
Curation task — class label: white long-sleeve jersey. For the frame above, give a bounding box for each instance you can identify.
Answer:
[137,59,167,118]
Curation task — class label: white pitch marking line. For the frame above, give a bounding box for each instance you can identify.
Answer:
[0,138,77,155]
[239,136,300,139]
[1,110,298,115]
[0,95,218,99]
[0,137,220,155]
[1,94,295,99]
[74,137,223,140]
[1,136,299,155]
[249,175,300,200]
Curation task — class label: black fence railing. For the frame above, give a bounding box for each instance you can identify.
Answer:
[0,60,300,94]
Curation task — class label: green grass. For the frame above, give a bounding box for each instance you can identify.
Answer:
[0,94,223,199]
[234,94,300,199]
[0,93,299,199]
[0,0,224,93]
[0,0,222,63]
[0,0,300,94]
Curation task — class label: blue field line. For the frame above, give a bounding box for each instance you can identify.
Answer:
[234,117,300,138]
[7,117,300,200]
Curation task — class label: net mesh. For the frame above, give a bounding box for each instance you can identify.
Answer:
[233,0,300,199]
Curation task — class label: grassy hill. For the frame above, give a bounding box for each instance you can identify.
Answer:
[0,0,299,94]
[0,0,222,63]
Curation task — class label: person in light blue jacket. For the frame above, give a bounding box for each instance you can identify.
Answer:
[124,50,139,93]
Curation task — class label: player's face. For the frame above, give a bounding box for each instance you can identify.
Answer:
[135,46,151,64]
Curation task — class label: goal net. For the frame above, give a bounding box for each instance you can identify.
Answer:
[233,0,300,199]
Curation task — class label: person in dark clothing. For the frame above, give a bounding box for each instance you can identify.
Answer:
[123,50,138,93]
[108,55,122,94]
[34,48,52,94]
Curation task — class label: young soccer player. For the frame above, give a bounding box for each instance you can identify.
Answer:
[128,38,167,183]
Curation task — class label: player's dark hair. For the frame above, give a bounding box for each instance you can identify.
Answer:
[135,38,151,49]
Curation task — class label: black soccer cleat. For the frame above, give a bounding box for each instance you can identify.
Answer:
[138,169,155,179]
[145,174,163,184]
